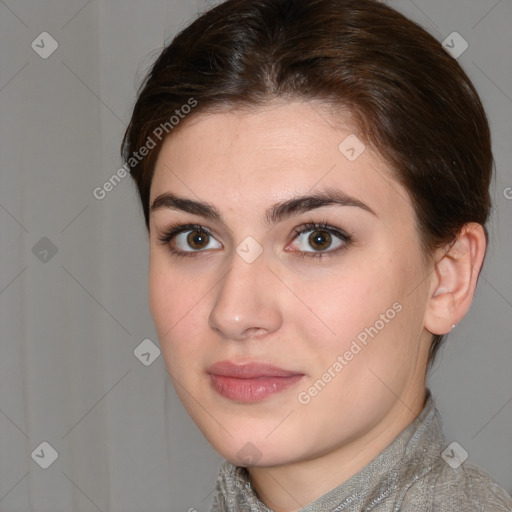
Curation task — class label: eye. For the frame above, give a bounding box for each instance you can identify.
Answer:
[157,221,352,260]
[288,222,351,258]
[157,223,222,256]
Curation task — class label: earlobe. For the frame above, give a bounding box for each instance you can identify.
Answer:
[424,223,487,335]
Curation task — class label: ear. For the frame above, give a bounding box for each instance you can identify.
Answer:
[424,223,487,335]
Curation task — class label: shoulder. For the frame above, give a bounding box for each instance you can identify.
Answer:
[418,457,512,511]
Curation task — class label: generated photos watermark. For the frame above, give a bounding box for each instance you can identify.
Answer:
[93,97,198,200]
[298,301,403,405]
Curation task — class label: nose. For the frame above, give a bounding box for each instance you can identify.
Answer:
[208,249,283,341]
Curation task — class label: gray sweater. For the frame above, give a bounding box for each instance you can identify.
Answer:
[209,392,512,511]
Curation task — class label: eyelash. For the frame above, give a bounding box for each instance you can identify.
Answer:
[156,221,353,260]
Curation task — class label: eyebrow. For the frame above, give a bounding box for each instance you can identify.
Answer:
[150,186,377,226]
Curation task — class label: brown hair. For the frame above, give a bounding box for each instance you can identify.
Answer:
[121,0,493,365]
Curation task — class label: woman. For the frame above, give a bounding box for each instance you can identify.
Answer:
[121,0,512,510]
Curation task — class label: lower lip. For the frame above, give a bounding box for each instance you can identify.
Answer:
[209,374,304,402]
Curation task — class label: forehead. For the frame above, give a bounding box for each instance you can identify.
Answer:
[150,101,412,221]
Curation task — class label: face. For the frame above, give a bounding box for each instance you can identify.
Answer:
[148,101,433,469]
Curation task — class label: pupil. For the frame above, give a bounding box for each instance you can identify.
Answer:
[309,230,331,250]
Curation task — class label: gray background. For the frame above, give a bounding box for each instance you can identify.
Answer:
[0,0,510,510]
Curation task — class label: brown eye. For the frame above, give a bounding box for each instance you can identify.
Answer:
[187,229,210,250]
[308,230,332,251]
[169,226,222,253]
[290,222,350,258]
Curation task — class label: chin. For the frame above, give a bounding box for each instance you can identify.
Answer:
[223,443,296,468]
[198,422,297,467]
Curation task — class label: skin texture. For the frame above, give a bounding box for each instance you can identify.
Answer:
[147,101,486,511]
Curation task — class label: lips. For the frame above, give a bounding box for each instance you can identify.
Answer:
[207,361,305,402]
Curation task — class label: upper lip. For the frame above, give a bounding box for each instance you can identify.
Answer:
[207,360,304,378]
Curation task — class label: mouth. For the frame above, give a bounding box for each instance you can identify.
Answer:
[207,360,305,403]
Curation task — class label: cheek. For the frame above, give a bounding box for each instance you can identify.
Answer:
[297,252,420,374]
[293,270,416,422]
[148,261,172,335]
[298,263,393,345]
[148,256,196,342]
[148,254,215,369]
